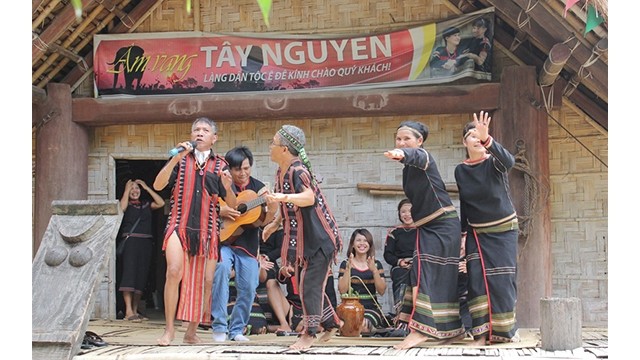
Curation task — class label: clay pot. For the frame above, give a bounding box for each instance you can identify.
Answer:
[336,296,365,337]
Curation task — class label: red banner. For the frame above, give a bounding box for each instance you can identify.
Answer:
[93,8,494,97]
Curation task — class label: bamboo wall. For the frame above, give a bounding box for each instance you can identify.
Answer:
[78,0,607,326]
[547,106,608,326]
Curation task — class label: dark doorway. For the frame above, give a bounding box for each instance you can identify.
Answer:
[115,159,170,318]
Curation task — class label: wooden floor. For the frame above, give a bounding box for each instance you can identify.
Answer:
[73,311,608,360]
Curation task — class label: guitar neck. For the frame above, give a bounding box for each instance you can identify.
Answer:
[244,196,267,211]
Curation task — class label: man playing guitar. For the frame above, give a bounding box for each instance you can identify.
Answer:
[210,145,278,342]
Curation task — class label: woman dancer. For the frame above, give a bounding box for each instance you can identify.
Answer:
[384,120,465,349]
[454,111,519,344]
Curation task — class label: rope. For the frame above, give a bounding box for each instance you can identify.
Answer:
[539,84,553,114]
[511,139,549,259]
[33,109,59,134]
[563,41,602,97]
[93,0,134,28]
[515,0,538,30]
[32,32,48,52]
[512,0,540,52]
[349,275,393,328]
[509,33,525,52]
[562,35,580,53]
[545,111,608,168]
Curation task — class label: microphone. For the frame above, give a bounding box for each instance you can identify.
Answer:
[168,141,197,157]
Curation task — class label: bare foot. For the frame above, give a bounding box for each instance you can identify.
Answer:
[271,324,292,333]
[183,333,202,344]
[467,334,488,346]
[393,331,430,350]
[157,329,175,346]
[318,327,338,342]
[289,333,316,350]
[436,333,466,346]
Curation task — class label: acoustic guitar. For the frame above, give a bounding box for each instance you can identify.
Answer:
[219,189,267,242]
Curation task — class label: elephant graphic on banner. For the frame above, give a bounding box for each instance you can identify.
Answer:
[108,45,146,91]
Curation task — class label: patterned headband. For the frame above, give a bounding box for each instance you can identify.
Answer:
[278,127,317,185]
[278,127,303,152]
[397,125,423,139]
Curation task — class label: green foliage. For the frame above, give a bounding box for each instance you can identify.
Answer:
[71,0,82,20]
[341,286,359,299]
[257,0,272,27]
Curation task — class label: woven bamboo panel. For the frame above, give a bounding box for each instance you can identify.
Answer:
[137,0,454,34]
[547,107,608,327]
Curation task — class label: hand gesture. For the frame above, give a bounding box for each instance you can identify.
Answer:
[384,148,405,161]
[367,256,377,271]
[261,221,278,241]
[459,258,467,273]
[266,198,279,214]
[259,255,274,270]
[399,258,412,269]
[279,264,295,278]
[443,59,456,70]
[176,140,194,158]
[267,192,289,203]
[459,235,467,273]
[220,204,240,221]
[347,252,355,269]
[220,169,233,189]
[125,179,134,191]
[473,110,491,143]
[134,179,148,190]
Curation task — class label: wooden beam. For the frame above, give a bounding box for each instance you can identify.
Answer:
[32,0,63,31]
[44,41,85,64]
[556,77,608,131]
[457,1,606,127]
[539,43,571,86]
[31,0,93,65]
[492,26,606,128]
[61,0,165,90]
[72,83,501,126]
[33,2,109,86]
[483,0,607,102]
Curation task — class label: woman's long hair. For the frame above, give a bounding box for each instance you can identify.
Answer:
[347,228,375,258]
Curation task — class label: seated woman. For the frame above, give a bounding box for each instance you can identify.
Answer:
[383,198,417,310]
[338,228,389,333]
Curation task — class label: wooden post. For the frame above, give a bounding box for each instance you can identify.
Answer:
[34,83,89,258]
[540,297,582,350]
[494,66,552,328]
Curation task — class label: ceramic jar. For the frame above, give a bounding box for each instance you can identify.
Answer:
[336,296,365,337]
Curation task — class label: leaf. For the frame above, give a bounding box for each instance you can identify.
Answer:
[257,0,272,28]
[70,0,82,20]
